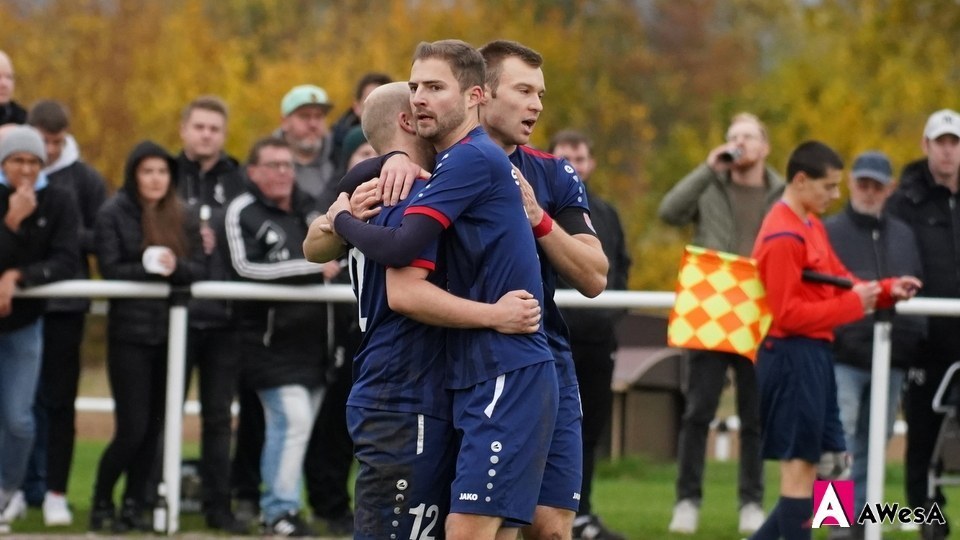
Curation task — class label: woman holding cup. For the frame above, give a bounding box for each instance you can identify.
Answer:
[90,141,204,532]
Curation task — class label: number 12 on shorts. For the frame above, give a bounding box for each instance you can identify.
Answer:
[408,503,440,540]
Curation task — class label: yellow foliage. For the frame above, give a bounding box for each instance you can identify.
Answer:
[5,0,960,292]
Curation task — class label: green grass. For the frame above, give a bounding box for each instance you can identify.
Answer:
[7,441,959,538]
[591,457,959,539]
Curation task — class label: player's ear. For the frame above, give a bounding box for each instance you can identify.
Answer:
[468,85,484,108]
[398,112,416,135]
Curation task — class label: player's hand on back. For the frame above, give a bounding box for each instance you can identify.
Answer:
[489,289,541,334]
[380,153,431,207]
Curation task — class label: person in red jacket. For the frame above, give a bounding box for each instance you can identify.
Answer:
[748,141,921,540]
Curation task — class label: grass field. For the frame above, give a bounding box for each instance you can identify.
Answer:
[5,439,957,538]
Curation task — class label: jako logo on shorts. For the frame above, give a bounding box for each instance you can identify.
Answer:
[812,480,855,528]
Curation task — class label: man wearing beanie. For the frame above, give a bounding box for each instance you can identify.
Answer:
[0,126,80,532]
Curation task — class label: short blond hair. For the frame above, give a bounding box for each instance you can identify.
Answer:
[728,112,768,141]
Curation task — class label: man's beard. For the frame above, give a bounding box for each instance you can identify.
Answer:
[418,102,467,144]
[293,137,323,155]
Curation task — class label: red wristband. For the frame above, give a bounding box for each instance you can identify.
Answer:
[532,213,553,238]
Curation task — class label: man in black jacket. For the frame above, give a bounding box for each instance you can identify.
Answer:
[173,95,247,534]
[824,151,925,538]
[21,100,107,527]
[552,130,632,540]
[221,135,327,537]
[887,109,960,520]
[0,125,79,531]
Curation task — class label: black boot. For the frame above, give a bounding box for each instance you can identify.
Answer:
[119,498,151,532]
[89,499,126,533]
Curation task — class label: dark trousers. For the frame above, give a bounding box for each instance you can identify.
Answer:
[674,349,763,506]
[185,326,240,514]
[904,361,950,508]
[24,312,85,503]
[305,344,355,520]
[572,339,616,517]
[93,338,167,505]
[231,379,264,504]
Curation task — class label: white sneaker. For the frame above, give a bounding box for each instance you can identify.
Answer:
[668,499,699,534]
[0,491,26,523]
[42,492,73,526]
[738,502,765,534]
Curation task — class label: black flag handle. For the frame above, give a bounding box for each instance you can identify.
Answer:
[801,269,854,290]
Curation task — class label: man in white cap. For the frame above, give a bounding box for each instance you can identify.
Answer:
[0,125,79,532]
[277,84,338,208]
[887,109,960,529]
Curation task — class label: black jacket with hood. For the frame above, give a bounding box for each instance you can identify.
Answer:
[0,173,80,333]
[887,158,960,361]
[94,141,205,346]
[44,136,108,313]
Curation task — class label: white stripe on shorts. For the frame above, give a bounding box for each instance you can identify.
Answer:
[483,374,506,418]
[417,414,425,455]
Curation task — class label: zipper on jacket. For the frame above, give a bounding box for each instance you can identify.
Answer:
[871,228,885,277]
[262,307,275,347]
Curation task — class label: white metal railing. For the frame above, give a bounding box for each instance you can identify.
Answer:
[15,280,960,537]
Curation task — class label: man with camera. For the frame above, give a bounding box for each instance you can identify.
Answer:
[658,112,784,535]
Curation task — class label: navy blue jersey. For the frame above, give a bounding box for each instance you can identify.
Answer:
[405,126,552,389]
[347,180,451,419]
[509,145,592,388]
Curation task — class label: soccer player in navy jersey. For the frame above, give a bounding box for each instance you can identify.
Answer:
[305,81,543,540]
[476,40,608,540]
[327,40,560,540]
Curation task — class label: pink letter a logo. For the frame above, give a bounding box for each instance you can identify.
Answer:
[812,480,855,528]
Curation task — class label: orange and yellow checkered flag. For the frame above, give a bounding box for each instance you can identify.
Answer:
[667,245,772,361]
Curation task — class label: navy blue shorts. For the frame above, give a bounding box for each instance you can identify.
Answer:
[756,337,846,463]
[348,406,458,540]
[537,383,583,511]
[449,361,559,525]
